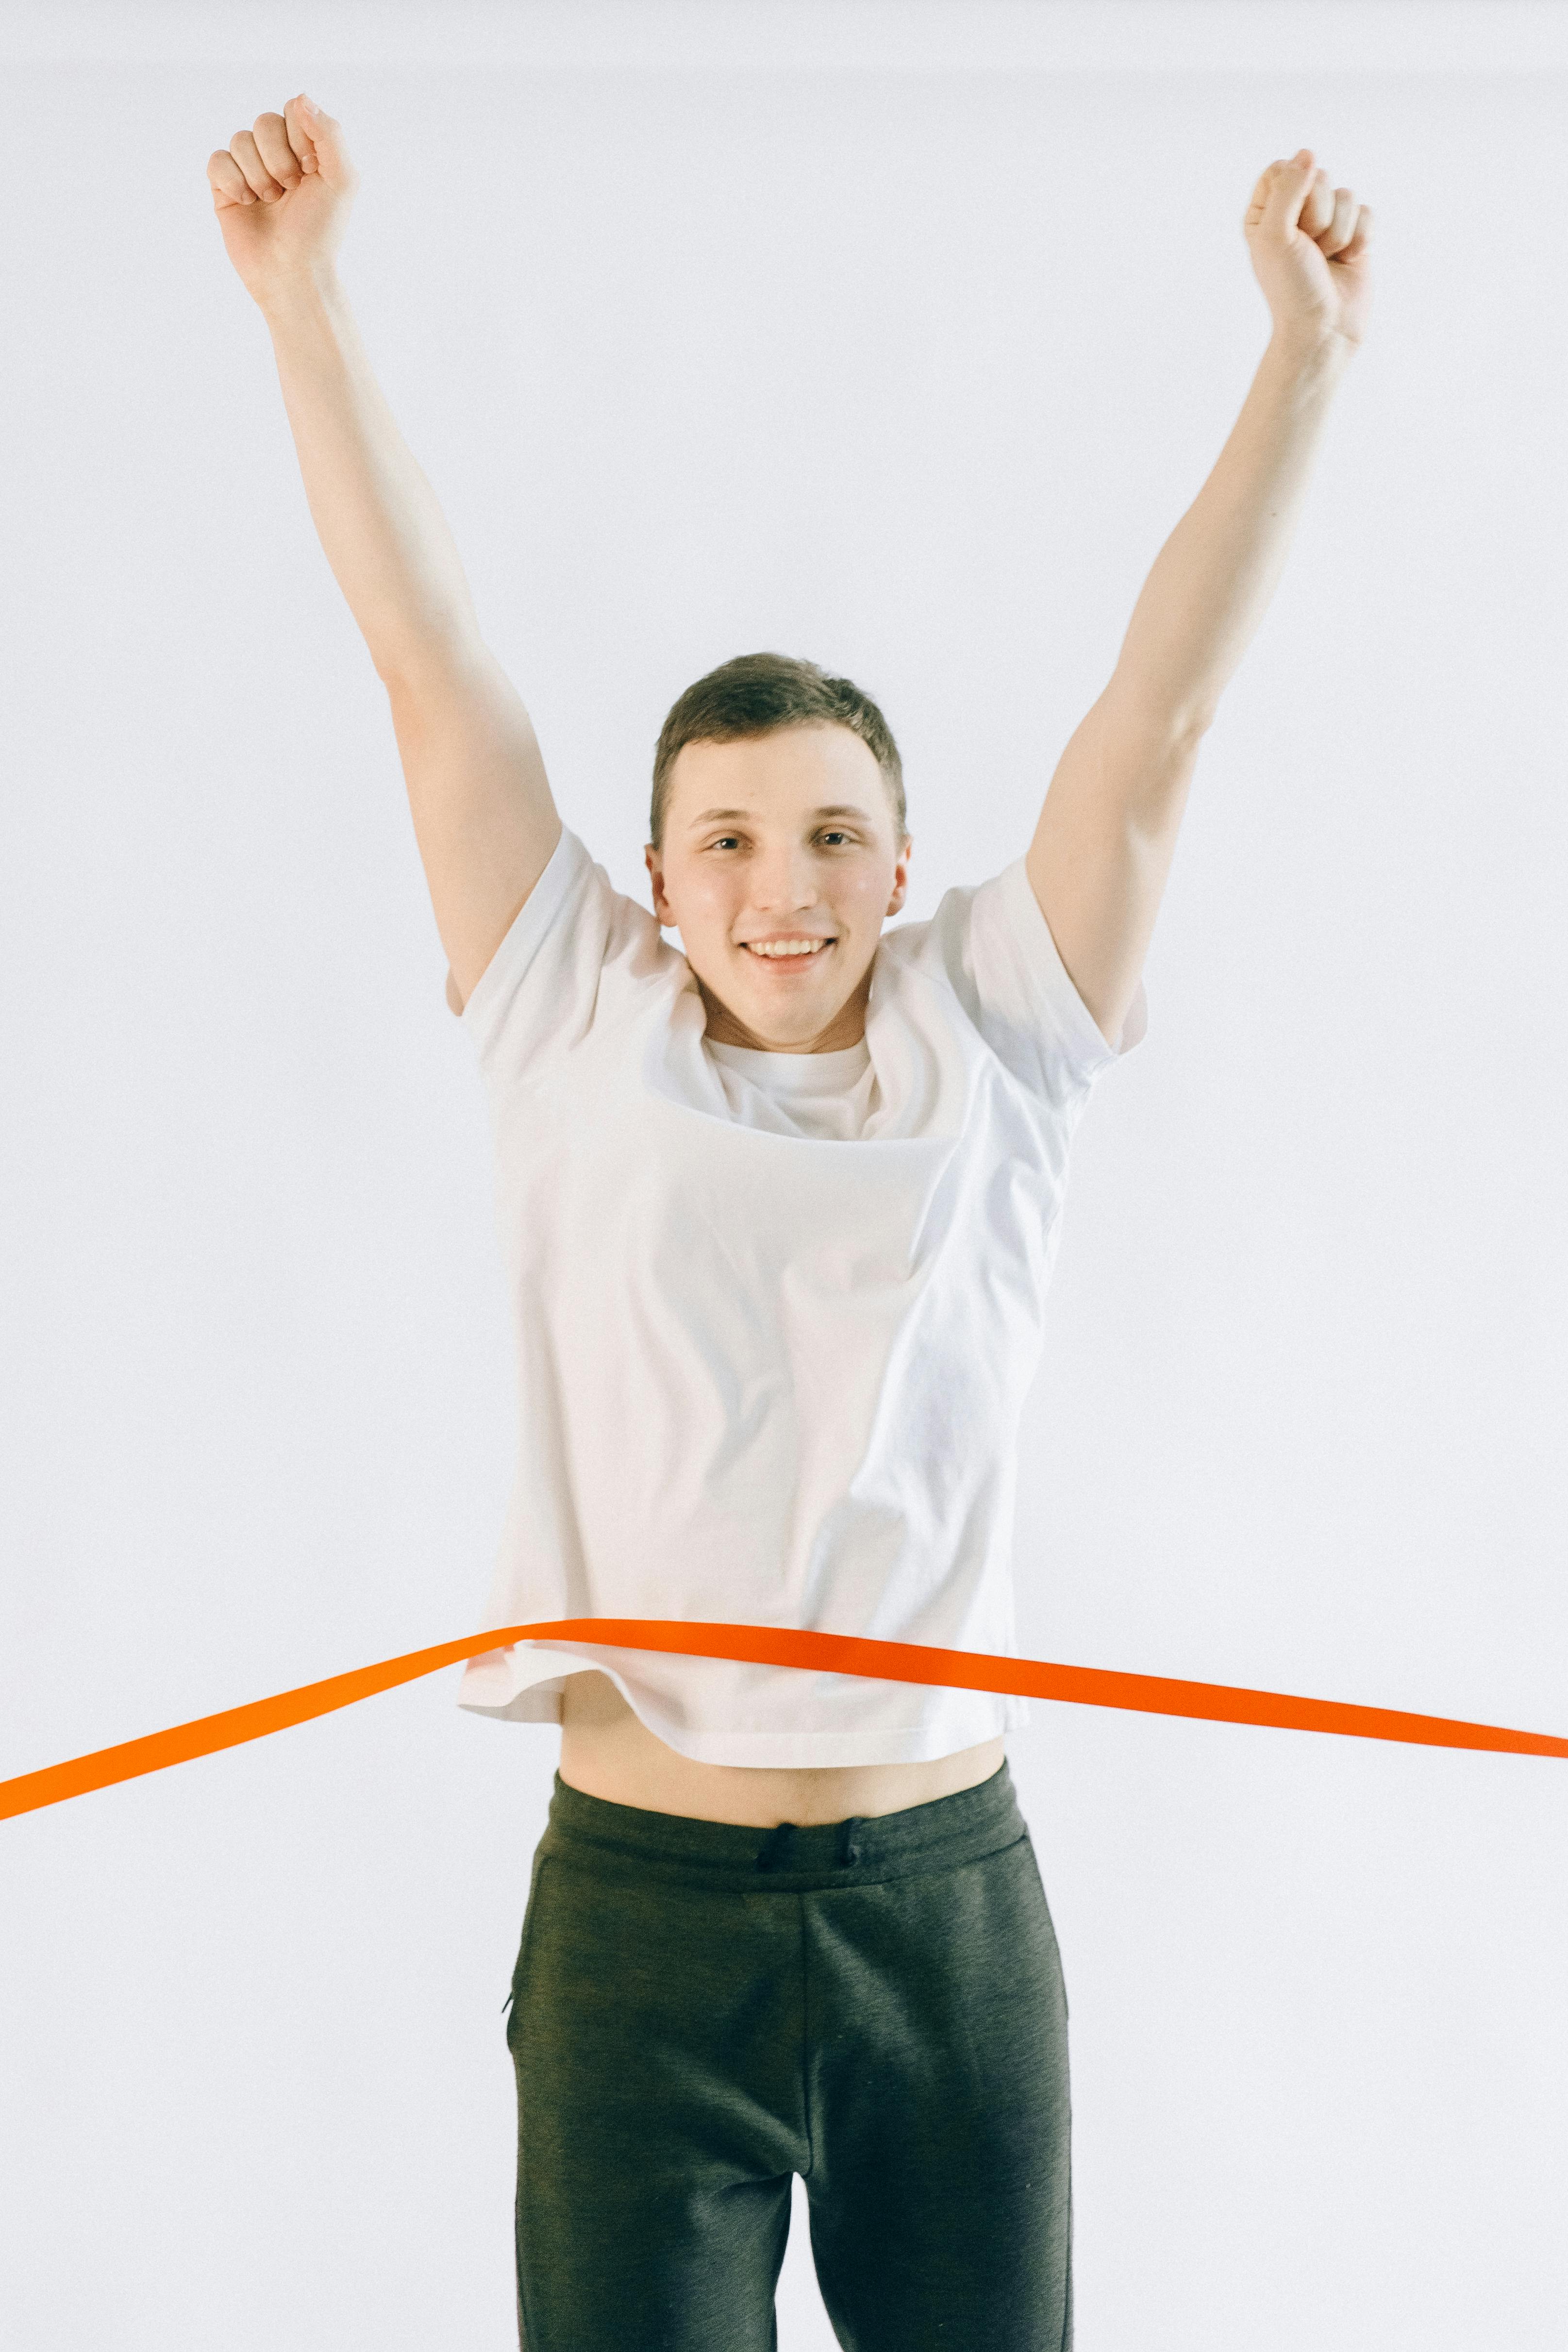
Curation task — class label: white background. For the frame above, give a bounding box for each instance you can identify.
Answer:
[2,4,1565,2346]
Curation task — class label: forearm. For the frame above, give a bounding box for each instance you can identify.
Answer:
[259,265,482,684]
[1108,328,1355,740]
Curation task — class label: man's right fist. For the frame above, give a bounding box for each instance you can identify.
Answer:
[207,95,358,307]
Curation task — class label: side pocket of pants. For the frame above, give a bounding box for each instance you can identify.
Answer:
[1021,1831,1068,2021]
[503,1849,552,2040]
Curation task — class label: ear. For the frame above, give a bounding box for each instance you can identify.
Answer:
[645,842,674,927]
[884,834,913,917]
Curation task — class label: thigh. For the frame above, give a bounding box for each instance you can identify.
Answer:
[803,1834,1073,2352]
[506,1846,809,2352]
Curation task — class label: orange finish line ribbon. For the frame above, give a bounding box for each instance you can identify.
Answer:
[3,1617,1565,1824]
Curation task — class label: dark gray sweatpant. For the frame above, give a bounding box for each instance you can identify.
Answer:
[504,1758,1073,2350]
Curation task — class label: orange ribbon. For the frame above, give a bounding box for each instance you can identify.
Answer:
[3,1617,1563,1823]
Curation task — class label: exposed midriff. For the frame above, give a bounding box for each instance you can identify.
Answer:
[558,1668,1006,1827]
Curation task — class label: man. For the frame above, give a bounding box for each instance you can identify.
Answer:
[209,93,1369,2350]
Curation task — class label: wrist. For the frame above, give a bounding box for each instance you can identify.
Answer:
[1268,320,1357,379]
[256,258,347,333]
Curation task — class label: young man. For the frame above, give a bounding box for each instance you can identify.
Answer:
[209,96,1370,2351]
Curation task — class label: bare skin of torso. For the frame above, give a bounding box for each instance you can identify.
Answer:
[558,1668,1006,1827]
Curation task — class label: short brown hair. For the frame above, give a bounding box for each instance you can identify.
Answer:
[650,651,906,851]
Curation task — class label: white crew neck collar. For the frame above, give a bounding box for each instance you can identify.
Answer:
[704,1036,871,1092]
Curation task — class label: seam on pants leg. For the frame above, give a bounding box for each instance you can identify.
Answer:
[798,1892,817,2183]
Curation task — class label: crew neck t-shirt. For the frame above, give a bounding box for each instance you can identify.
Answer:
[455,822,1147,1767]
[705,1036,873,1142]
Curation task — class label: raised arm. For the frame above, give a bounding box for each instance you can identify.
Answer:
[1027,150,1373,1051]
[206,96,560,1013]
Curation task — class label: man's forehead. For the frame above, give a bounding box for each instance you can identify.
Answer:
[667,726,891,829]
[672,724,874,776]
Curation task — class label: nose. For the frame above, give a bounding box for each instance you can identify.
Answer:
[748,844,821,913]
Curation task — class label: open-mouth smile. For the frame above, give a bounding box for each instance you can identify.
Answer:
[741,938,836,970]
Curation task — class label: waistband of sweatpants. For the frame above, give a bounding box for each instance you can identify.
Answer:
[538,1759,1030,1891]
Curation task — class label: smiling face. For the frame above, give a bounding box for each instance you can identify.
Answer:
[645,724,913,1053]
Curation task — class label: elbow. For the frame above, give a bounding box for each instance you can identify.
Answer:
[377,629,490,705]
[1103,681,1215,752]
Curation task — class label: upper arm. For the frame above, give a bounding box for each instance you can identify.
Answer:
[1024,685,1205,1050]
[383,641,563,1013]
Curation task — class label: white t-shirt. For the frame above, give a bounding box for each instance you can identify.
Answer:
[454,823,1146,1766]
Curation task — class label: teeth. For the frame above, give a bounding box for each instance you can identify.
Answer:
[747,939,829,958]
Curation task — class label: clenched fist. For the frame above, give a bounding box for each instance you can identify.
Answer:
[1244,149,1373,351]
[207,95,359,307]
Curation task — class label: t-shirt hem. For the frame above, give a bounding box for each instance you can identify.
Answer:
[459,1703,1023,1769]
[456,1646,1026,1765]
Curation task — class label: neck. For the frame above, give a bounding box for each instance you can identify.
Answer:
[699,973,870,1054]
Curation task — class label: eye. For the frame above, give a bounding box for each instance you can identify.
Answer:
[702,829,855,851]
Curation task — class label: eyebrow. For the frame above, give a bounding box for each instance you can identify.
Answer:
[686,803,874,829]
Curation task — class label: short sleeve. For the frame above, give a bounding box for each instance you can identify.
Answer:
[457,823,669,1091]
[895,855,1148,1111]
